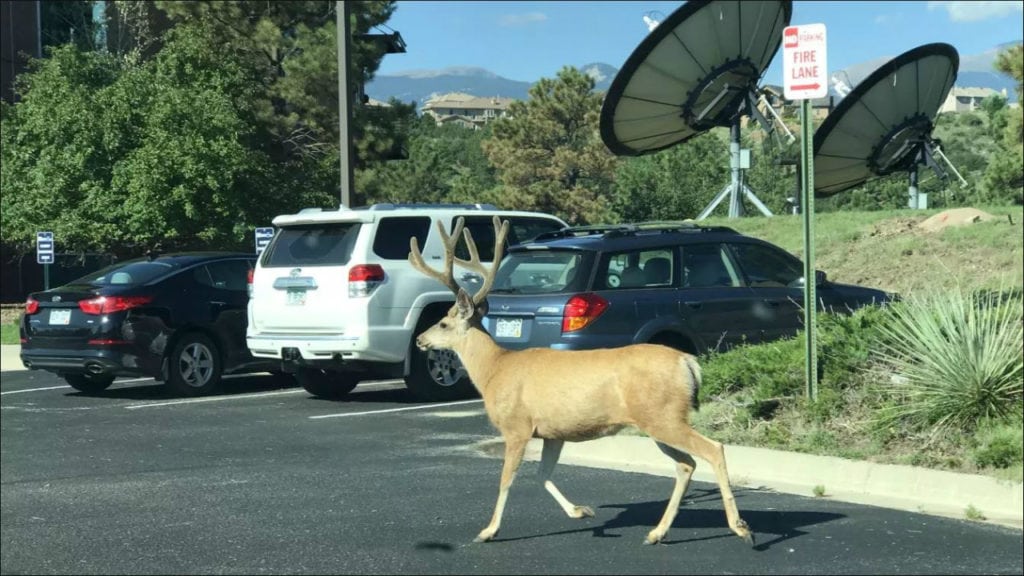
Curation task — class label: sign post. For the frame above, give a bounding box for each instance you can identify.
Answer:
[783,23,827,401]
[255,227,274,256]
[36,231,54,290]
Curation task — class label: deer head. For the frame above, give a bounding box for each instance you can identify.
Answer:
[408,215,509,354]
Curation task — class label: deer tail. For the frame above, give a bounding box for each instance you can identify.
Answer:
[684,354,702,412]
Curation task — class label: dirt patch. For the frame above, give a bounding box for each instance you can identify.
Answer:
[867,216,926,239]
[918,207,998,232]
[1,305,21,325]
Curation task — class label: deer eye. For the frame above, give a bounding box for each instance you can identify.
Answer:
[439,320,449,328]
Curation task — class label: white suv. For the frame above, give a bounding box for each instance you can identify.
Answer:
[246,203,567,401]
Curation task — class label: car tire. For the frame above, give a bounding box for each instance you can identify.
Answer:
[295,368,359,399]
[405,315,476,402]
[64,373,114,393]
[167,332,223,397]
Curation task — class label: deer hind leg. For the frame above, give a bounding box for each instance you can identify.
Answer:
[475,434,530,543]
[643,442,697,545]
[644,423,754,546]
[538,439,595,519]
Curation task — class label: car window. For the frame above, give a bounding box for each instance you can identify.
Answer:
[195,260,252,291]
[728,242,803,288]
[492,250,592,294]
[373,217,431,260]
[597,248,675,290]
[682,244,743,288]
[71,259,180,286]
[261,223,361,268]
[454,216,564,261]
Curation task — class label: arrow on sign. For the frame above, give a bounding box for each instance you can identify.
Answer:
[791,83,821,91]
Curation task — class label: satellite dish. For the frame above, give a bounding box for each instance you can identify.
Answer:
[600,0,793,219]
[813,43,966,205]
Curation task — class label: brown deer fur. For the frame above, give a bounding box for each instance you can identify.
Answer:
[409,216,753,546]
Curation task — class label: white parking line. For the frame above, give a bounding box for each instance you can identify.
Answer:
[123,380,404,410]
[309,398,483,419]
[1,385,70,396]
[126,388,307,409]
[0,376,156,396]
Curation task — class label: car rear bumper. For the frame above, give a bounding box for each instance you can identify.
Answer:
[20,347,150,378]
[246,328,408,364]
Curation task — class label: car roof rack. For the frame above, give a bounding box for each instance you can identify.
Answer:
[361,203,500,211]
[530,221,739,242]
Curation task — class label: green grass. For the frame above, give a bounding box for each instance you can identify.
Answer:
[1,323,19,345]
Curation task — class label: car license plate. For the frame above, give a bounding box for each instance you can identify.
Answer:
[49,309,71,325]
[286,289,307,306]
[495,318,522,338]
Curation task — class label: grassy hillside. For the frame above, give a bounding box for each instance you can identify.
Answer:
[705,205,1024,295]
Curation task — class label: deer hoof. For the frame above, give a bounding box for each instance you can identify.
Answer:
[571,506,595,519]
[735,519,755,546]
[643,530,665,545]
[473,530,496,543]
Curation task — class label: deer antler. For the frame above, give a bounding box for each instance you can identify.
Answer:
[408,215,510,306]
[408,217,467,294]
[455,216,510,305]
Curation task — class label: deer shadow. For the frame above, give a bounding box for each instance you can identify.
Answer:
[491,486,842,551]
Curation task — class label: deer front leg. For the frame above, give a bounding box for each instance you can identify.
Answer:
[475,435,529,543]
[539,439,594,519]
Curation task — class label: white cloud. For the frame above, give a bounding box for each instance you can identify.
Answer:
[927,1,1023,22]
[499,12,548,27]
[874,13,901,25]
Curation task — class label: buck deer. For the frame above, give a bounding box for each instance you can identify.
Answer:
[408,216,754,546]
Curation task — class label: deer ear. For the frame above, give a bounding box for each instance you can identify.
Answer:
[456,288,475,319]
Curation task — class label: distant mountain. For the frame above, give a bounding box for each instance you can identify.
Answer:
[830,41,1020,103]
[364,63,621,108]
[367,41,1020,109]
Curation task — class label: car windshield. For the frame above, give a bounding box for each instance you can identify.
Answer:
[491,249,592,294]
[70,259,181,286]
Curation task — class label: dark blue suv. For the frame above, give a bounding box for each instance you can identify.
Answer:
[481,223,892,355]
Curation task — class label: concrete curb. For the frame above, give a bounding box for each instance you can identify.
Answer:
[506,436,1023,530]
[1,344,25,372]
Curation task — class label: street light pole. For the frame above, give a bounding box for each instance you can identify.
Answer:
[336,0,355,208]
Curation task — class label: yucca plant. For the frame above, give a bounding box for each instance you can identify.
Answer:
[873,286,1023,438]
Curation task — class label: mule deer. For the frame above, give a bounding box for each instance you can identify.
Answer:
[408,216,753,546]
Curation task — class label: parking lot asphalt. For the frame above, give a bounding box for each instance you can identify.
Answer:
[3,343,1021,530]
[2,368,1022,575]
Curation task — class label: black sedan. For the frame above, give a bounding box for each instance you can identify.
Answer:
[20,252,279,396]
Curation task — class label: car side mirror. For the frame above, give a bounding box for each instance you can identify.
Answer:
[815,270,828,286]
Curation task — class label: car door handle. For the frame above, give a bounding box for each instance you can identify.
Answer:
[461,273,481,283]
[684,301,703,310]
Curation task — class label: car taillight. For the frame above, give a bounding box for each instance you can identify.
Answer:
[247,268,254,298]
[78,295,153,315]
[25,297,39,315]
[349,264,385,298]
[562,293,609,333]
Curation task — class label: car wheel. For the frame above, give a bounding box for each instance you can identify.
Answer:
[405,340,476,402]
[64,373,114,393]
[295,368,358,399]
[167,333,222,397]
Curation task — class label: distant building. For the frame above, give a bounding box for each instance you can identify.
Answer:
[1,0,41,103]
[939,86,1009,113]
[420,92,516,128]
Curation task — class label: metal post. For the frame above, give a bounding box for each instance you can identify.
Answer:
[728,122,743,218]
[336,1,355,208]
[799,98,817,401]
[44,263,50,291]
[908,166,919,209]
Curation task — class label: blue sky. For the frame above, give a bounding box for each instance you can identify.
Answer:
[374,1,1024,84]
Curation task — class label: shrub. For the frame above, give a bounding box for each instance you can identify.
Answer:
[873,286,1023,436]
[701,337,804,400]
[972,421,1024,469]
